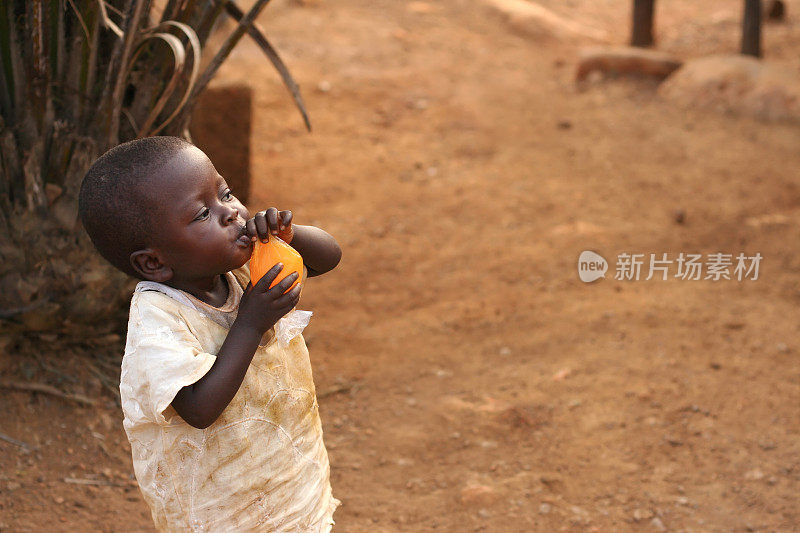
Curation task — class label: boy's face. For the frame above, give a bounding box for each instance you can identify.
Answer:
[138,146,252,283]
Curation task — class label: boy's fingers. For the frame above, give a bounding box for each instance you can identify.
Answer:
[254,212,269,242]
[266,208,279,234]
[254,263,284,292]
[245,218,258,240]
[267,271,299,297]
[274,283,302,308]
[279,210,292,230]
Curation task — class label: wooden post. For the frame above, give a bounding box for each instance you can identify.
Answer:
[742,0,762,57]
[631,0,656,47]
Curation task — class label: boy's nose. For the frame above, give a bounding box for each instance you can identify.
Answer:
[222,206,238,223]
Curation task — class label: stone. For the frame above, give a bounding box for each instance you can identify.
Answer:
[567,398,583,409]
[659,55,800,124]
[571,505,589,519]
[540,472,564,488]
[460,484,498,507]
[576,46,682,82]
[482,0,606,42]
[744,468,765,480]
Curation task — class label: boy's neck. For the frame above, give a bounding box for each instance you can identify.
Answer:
[166,273,229,307]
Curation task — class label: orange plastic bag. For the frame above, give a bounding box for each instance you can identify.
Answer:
[249,236,305,293]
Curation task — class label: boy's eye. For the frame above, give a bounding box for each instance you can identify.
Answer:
[194,208,210,221]
[221,189,234,201]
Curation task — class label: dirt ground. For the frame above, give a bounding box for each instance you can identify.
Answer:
[1,0,799,531]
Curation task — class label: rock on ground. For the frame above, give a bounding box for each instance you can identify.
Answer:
[575,46,682,82]
[659,54,800,123]
[459,484,499,507]
[482,0,606,42]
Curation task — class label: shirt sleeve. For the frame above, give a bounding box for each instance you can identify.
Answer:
[120,292,217,427]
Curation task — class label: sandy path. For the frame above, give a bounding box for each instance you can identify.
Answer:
[1,0,798,531]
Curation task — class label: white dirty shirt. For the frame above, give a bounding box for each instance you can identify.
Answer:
[120,266,338,532]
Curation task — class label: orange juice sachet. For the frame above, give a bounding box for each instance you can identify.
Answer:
[249,235,305,293]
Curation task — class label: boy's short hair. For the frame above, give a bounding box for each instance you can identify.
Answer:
[79,136,192,278]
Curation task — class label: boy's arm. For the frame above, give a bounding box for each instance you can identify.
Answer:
[171,322,263,429]
[287,224,342,277]
[246,208,342,277]
[171,267,300,429]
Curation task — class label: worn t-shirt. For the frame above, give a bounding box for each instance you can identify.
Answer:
[120,267,338,532]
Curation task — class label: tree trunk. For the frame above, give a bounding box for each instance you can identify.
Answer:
[631,0,656,47]
[742,0,762,57]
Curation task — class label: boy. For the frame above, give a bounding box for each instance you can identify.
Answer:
[78,136,341,531]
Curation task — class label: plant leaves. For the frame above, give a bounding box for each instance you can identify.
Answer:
[222,0,311,131]
[144,20,201,136]
[132,31,186,137]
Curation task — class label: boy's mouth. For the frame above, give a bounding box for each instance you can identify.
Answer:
[235,225,252,247]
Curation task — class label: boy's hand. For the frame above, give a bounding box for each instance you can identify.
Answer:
[246,208,294,244]
[236,263,301,334]
[172,263,300,429]
[247,209,342,278]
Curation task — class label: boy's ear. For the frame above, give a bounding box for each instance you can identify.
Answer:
[130,249,173,282]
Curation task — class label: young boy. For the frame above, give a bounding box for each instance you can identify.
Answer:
[78,136,342,531]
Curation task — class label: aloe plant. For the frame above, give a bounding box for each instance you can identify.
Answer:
[0,0,308,327]
[0,0,308,227]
